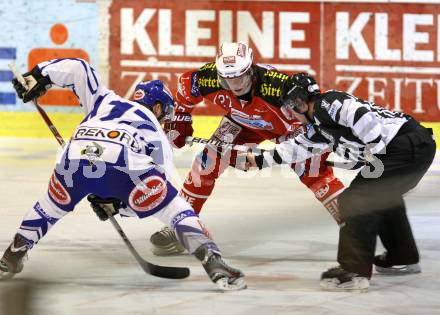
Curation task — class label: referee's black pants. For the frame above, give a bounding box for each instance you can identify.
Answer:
[336,121,436,278]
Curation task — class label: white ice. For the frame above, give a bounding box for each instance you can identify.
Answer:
[0,138,439,315]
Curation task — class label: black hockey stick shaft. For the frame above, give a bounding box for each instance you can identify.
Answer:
[34,99,66,147]
[186,136,364,170]
[104,209,190,279]
[9,64,66,148]
[10,64,189,279]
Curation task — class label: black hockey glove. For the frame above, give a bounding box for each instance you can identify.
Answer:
[87,194,123,221]
[12,66,52,103]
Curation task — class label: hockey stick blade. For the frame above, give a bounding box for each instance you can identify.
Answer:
[106,209,190,279]
[146,261,190,279]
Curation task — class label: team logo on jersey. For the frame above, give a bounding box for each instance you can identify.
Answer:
[231,109,274,130]
[48,173,71,205]
[129,176,168,212]
[260,83,281,97]
[213,118,242,143]
[80,141,105,164]
[190,72,200,97]
[198,76,221,89]
[264,70,289,81]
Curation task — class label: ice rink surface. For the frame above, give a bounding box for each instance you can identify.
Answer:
[0,138,439,315]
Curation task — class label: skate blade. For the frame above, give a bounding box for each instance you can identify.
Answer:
[320,278,369,292]
[215,277,247,291]
[375,264,421,275]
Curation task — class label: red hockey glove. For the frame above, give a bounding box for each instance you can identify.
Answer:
[165,112,194,148]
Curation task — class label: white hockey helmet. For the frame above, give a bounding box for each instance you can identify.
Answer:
[215,42,254,96]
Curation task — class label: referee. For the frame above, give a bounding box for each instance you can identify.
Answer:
[240,73,436,291]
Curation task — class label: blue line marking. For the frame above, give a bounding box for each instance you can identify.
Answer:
[0,92,16,105]
[0,70,13,81]
[0,47,16,59]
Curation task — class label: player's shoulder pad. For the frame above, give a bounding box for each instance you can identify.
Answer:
[196,62,222,96]
[253,65,290,108]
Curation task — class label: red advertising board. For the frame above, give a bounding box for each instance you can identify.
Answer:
[109,0,440,121]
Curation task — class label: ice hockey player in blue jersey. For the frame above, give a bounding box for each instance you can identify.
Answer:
[0,58,246,291]
[238,73,435,291]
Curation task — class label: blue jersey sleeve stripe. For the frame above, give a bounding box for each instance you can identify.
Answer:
[137,123,157,131]
[134,109,152,121]
[89,66,99,90]
[100,100,133,121]
[76,58,98,94]
[133,109,157,131]
[118,119,157,132]
[81,93,107,123]
[39,58,67,71]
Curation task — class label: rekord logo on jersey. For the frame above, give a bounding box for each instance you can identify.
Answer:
[129,176,167,212]
[48,173,71,205]
[74,127,141,152]
[231,108,274,130]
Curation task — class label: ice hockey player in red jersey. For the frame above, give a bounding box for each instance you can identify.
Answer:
[150,42,345,255]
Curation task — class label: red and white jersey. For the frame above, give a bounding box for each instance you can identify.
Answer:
[175,63,303,142]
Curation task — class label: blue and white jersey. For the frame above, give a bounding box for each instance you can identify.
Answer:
[39,58,174,175]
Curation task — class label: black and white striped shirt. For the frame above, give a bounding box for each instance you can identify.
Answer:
[262,91,410,165]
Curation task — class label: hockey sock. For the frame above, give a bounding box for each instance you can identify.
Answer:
[17,194,69,248]
[171,210,220,255]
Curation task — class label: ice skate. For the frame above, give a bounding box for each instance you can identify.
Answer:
[0,234,29,280]
[320,266,369,292]
[194,245,246,291]
[150,226,186,256]
[374,252,421,275]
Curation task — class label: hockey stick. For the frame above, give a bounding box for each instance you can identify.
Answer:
[9,63,190,280]
[9,64,65,147]
[185,136,364,170]
[186,135,346,225]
